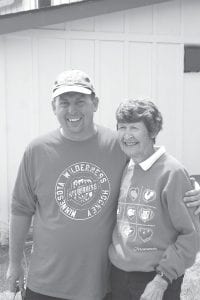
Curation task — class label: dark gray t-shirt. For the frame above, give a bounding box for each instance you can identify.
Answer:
[12,126,127,300]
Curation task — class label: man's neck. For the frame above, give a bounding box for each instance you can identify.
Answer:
[60,126,97,141]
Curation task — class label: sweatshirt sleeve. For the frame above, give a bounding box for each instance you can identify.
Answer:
[11,146,37,217]
[157,168,200,282]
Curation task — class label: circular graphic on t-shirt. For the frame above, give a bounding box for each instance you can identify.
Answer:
[55,162,110,220]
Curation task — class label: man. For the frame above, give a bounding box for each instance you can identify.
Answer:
[7,70,200,300]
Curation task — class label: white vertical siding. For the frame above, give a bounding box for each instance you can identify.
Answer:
[1,0,200,222]
[155,43,183,161]
[154,0,181,35]
[70,17,94,31]
[183,74,200,174]
[182,0,200,37]
[0,37,8,223]
[95,11,125,33]
[37,37,66,134]
[5,37,34,207]
[128,42,152,99]
[70,39,95,77]
[125,5,153,34]
[99,40,124,129]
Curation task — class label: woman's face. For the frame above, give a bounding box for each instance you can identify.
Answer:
[117,121,155,163]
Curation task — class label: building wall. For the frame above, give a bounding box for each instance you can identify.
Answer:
[0,0,200,222]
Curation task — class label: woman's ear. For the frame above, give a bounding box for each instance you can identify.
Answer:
[150,128,159,140]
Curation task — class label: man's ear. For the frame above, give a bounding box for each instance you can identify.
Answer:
[93,96,99,112]
[52,99,56,114]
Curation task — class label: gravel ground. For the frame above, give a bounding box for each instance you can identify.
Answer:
[1,246,200,299]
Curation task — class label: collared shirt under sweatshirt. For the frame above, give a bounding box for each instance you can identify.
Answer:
[109,146,200,282]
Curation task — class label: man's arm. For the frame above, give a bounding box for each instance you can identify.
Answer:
[184,178,200,215]
[7,214,32,292]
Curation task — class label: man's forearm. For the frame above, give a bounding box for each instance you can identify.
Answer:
[184,181,200,215]
[9,214,32,266]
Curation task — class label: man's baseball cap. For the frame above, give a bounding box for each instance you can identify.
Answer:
[52,69,95,98]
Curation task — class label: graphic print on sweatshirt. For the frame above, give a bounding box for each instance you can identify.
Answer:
[117,185,157,250]
[55,162,110,220]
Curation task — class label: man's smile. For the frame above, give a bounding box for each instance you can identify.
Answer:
[67,117,82,122]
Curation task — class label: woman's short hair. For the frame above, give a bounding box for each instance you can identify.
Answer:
[116,99,163,140]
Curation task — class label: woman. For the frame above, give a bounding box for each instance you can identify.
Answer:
[109,99,200,300]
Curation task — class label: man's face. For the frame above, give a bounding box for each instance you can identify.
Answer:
[117,121,154,162]
[52,92,98,141]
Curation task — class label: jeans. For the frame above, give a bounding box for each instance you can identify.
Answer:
[111,265,183,300]
[25,287,111,300]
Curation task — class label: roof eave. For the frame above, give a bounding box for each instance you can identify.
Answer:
[0,0,172,35]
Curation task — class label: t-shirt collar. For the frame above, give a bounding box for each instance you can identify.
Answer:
[129,146,166,171]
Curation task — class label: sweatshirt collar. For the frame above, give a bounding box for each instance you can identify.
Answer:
[129,146,166,171]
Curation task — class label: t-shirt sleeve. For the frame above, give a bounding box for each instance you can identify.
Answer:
[11,146,37,216]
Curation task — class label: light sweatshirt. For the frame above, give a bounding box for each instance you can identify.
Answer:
[109,146,200,282]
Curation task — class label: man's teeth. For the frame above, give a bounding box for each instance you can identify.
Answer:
[68,118,80,122]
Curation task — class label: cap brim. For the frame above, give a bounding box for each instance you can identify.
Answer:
[52,86,92,98]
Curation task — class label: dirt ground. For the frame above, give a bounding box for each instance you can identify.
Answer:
[1,245,200,299]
